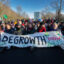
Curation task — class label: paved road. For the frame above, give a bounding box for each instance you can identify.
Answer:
[0,47,64,64]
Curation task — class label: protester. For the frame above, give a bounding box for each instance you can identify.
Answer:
[60,22,64,35]
[0,18,63,35]
[0,26,4,32]
[14,20,24,35]
[1,22,6,32]
[5,24,13,34]
[47,22,53,31]
[38,23,46,32]
[23,21,29,35]
[0,26,4,52]
[52,22,59,31]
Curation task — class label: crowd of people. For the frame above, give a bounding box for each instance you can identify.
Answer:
[0,18,64,35]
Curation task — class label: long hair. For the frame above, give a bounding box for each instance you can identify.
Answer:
[0,26,2,31]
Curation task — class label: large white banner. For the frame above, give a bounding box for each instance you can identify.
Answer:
[0,31,64,48]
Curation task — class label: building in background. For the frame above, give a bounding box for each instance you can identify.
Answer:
[34,12,41,20]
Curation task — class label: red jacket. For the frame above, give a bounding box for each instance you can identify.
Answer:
[39,27,46,32]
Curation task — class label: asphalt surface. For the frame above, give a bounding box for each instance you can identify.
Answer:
[0,47,64,64]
